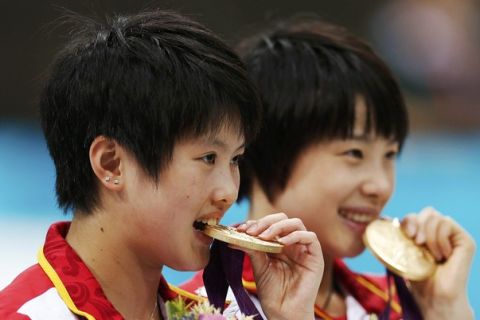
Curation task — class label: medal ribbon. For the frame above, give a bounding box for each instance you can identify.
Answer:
[203,240,263,320]
[379,269,423,320]
[204,241,423,320]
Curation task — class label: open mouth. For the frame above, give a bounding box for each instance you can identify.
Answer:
[193,218,219,231]
[338,209,376,224]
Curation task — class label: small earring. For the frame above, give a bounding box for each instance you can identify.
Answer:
[113,178,120,185]
[105,176,111,182]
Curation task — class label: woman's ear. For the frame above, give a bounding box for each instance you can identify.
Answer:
[89,136,124,191]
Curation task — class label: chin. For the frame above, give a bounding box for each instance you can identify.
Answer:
[167,247,210,271]
[335,241,366,259]
[193,257,210,271]
[182,250,211,271]
[347,244,367,258]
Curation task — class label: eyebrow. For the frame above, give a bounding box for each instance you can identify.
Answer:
[204,138,245,152]
[351,133,399,146]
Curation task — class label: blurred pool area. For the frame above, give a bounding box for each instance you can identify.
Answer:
[1,122,479,313]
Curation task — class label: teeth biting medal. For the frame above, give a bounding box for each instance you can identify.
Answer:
[194,220,284,253]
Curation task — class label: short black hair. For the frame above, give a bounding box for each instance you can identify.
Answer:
[40,9,261,213]
[237,16,408,202]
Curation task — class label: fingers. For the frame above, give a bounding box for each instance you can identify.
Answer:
[402,213,419,238]
[401,207,454,261]
[277,230,316,245]
[423,210,443,260]
[236,213,288,233]
[236,213,322,258]
[436,217,453,258]
[237,213,306,241]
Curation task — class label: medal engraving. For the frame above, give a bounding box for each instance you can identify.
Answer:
[363,219,436,281]
[203,224,284,253]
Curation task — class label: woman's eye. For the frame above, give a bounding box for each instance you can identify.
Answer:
[344,149,363,159]
[386,150,398,159]
[201,153,216,165]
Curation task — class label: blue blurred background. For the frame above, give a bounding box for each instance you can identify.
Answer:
[1,0,479,314]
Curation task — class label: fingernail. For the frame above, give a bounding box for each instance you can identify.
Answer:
[259,228,271,237]
[237,223,247,230]
[246,223,258,233]
[405,223,415,237]
[415,232,425,244]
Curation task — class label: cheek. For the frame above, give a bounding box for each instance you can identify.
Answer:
[278,185,334,221]
[282,169,335,202]
[303,178,344,207]
[172,176,199,201]
[228,167,241,192]
[383,165,396,200]
[234,170,240,187]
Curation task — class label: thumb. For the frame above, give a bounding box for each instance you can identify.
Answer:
[227,244,270,278]
[445,219,476,281]
[245,249,270,280]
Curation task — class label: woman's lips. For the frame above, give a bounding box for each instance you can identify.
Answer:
[338,209,377,233]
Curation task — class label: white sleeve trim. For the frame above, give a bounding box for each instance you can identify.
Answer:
[17,287,77,320]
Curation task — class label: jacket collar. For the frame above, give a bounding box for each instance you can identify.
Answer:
[39,221,181,320]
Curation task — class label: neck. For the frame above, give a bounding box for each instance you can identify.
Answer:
[317,254,335,306]
[66,211,161,319]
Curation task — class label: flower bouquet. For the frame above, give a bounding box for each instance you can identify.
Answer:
[165,297,254,320]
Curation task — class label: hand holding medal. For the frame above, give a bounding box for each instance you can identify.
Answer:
[202,213,323,320]
[363,218,437,281]
[365,208,476,320]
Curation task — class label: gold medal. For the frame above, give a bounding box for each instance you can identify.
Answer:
[202,224,284,253]
[363,218,437,281]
